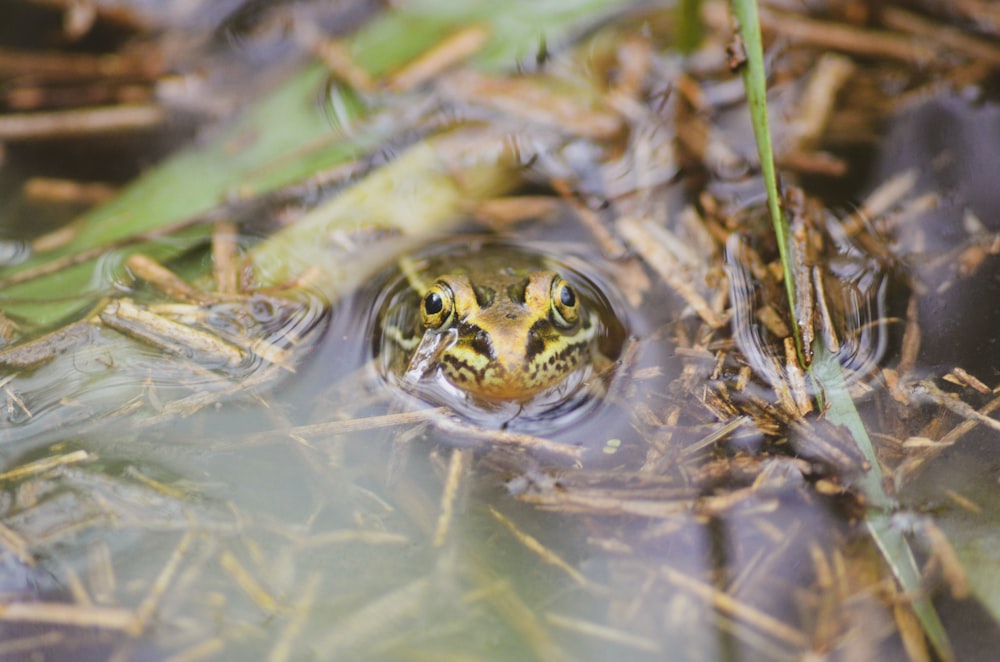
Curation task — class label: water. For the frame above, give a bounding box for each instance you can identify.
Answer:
[0,211,693,659]
[724,201,894,395]
[0,210,875,660]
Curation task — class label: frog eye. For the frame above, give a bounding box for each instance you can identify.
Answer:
[421,282,454,330]
[549,276,579,328]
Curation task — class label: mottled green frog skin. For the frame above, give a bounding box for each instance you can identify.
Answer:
[397,268,597,401]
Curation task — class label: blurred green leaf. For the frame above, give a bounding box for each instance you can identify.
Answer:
[0,0,632,328]
[0,64,347,326]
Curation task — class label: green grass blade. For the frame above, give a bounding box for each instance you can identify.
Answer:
[729,0,802,363]
[729,0,953,656]
[868,511,954,661]
[678,0,703,53]
[808,349,888,509]
[812,346,954,660]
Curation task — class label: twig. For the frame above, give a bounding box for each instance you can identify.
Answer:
[0,521,34,566]
[545,612,661,653]
[22,177,117,205]
[618,215,724,328]
[0,449,92,483]
[269,573,323,662]
[882,6,1000,67]
[434,416,585,461]
[212,222,240,295]
[433,448,469,547]
[125,254,216,305]
[440,70,622,140]
[0,602,141,634]
[99,299,246,368]
[0,105,166,141]
[661,565,809,648]
[759,9,935,63]
[219,551,280,615]
[0,47,157,80]
[489,506,587,586]
[0,321,92,370]
[135,531,195,630]
[388,25,491,91]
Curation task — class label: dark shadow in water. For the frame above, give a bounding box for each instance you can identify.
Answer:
[875,96,1000,382]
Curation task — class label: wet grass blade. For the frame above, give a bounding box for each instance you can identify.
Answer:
[729,0,802,364]
[812,348,954,660]
[729,0,954,657]
[678,0,703,54]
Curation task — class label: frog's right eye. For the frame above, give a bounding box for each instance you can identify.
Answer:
[549,276,580,328]
[421,282,455,330]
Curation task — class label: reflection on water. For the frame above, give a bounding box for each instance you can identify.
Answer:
[875,96,1000,379]
[0,281,328,445]
[725,205,893,393]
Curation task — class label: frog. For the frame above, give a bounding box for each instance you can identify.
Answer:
[403,268,596,400]
[376,243,619,408]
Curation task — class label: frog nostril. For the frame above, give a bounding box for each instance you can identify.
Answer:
[525,331,545,361]
[472,328,496,360]
[506,313,517,320]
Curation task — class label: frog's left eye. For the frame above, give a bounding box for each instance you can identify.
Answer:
[421,282,455,330]
[549,276,579,328]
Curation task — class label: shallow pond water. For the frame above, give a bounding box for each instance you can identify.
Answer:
[0,217,898,662]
